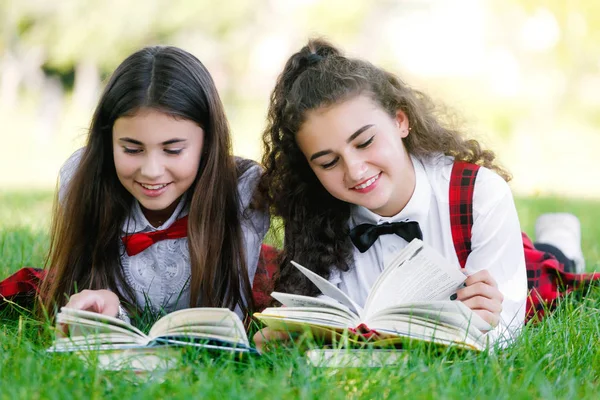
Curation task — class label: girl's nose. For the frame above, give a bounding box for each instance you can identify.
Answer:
[140,154,164,179]
[345,157,368,183]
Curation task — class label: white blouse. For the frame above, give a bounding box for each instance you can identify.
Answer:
[59,148,270,318]
[328,154,528,347]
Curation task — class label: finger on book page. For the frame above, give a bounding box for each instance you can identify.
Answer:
[464,269,498,288]
[460,295,503,315]
[64,289,120,317]
[456,282,503,303]
[65,291,104,313]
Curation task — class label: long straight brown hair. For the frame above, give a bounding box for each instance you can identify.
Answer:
[40,46,253,318]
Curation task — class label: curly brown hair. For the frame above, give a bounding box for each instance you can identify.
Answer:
[257,38,510,296]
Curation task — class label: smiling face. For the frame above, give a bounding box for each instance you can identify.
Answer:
[112,107,204,226]
[296,95,416,217]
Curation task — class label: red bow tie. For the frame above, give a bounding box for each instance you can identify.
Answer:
[121,216,189,256]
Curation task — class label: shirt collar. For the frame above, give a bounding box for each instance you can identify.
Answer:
[121,193,190,234]
[351,155,431,226]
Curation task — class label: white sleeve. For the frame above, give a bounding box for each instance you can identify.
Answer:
[237,163,270,287]
[466,167,528,348]
[58,148,85,204]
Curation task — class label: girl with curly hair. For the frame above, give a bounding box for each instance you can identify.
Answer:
[254,38,527,349]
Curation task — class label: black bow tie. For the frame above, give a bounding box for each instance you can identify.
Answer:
[349,221,423,253]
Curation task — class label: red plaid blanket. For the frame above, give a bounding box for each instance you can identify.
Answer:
[0,267,46,307]
[0,244,281,313]
[450,161,600,322]
[521,232,600,320]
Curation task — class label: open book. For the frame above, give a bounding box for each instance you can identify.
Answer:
[254,239,491,351]
[48,307,257,358]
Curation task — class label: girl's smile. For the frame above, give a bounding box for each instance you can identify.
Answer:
[137,181,173,197]
[351,172,381,193]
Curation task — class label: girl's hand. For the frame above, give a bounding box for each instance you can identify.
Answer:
[455,270,503,330]
[253,327,294,353]
[58,289,120,337]
[63,289,120,317]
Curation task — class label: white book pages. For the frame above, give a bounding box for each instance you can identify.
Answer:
[290,261,363,316]
[259,306,360,327]
[364,240,467,318]
[148,308,245,342]
[365,300,491,332]
[59,307,147,338]
[271,292,357,317]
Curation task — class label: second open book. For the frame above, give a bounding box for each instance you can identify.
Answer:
[48,307,255,355]
[254,239,492,351]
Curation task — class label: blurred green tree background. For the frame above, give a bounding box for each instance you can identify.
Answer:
[1,0,599,197]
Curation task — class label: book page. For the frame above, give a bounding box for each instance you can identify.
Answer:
[381,239,425,272]
[254,314,348,339]
[368,318,485,351]
[148,308,249,347]
[290,261,363,316]
[365,239,424,303]
[271,292,358,319]
[366,300,491,341]
[48,334,145,352]
[151,337,257,354]
[57,307,147,340]
[154,324,250,346]
[364,240,466,318]
[257,306,359,327]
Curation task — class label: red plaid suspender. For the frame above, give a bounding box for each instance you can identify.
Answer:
[449,161,480,268]
[448,160,600,322]
[251,244,280,311]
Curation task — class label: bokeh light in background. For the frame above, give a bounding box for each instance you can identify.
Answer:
[1,0,599,197]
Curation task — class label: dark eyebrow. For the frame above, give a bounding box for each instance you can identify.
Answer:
[309,124,374,161]
[118,138,187,145]
[162,138,187,145]
[346,124,374,143]
[119,138,143,145]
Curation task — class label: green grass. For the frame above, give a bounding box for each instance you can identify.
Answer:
[1,191,599,399]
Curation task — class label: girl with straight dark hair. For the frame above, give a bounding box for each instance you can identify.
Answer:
[40,45,269,322]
